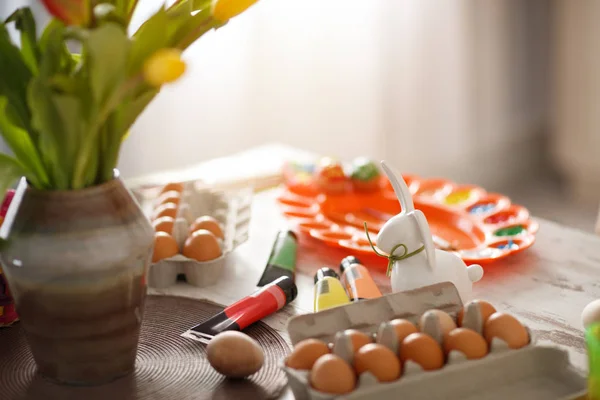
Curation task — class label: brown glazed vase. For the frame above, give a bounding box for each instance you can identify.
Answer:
[0,172,154,385]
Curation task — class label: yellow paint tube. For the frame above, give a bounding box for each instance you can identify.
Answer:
[313,267,351,312]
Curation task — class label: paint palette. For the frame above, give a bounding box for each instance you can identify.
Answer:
[278,160,538,264]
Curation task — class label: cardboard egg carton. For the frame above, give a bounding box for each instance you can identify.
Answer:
[283,282,587,400]
[142,183,253,288]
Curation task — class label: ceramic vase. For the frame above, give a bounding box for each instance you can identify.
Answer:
[0,172,154,385]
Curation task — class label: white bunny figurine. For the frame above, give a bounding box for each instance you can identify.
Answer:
[369,161,484,303]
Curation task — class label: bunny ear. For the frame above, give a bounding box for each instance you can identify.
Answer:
[381,160,415,212]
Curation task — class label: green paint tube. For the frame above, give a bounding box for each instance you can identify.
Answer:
[587,322,600,399]
[257,230,297,286]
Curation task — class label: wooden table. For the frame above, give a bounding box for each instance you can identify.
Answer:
[144,145,600,397]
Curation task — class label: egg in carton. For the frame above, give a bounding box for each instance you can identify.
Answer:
[283,282,587,400]
[147,183,252,289]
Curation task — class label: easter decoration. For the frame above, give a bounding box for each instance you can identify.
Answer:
[369,161,483,302]
[279,156,538,265]
[283,282,587,399]
[145,182,252,289]
[0,0,263,386]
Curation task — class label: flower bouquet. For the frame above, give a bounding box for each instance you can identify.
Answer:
[0,0,261,385]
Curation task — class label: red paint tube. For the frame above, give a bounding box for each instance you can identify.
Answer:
[181,276,297,343]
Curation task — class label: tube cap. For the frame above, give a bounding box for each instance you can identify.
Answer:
[314,267,340,284]
[273,276,298,304]
[340,256,361,273]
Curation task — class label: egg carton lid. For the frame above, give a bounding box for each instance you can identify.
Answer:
[287,282,463,345]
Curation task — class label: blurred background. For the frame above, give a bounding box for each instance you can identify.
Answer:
[2,0,599,231]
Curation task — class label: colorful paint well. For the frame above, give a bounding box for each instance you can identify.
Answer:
[444,189,472,205]
[469,203,496,214]
[496,240,519,250]
[484,211,516,225]
[494,225,526,237]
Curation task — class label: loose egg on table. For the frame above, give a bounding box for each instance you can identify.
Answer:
[207,331,264,378]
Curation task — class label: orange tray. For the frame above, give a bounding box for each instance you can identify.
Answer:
[278,161,538,265]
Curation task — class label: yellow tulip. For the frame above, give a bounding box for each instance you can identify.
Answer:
[143,48,186,87]
[211,0,259,22]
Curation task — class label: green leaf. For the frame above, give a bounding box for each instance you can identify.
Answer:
[128,6,169,76]
[0,97,49,189]
[38,20,73,79]
[167,5,222,50]
[0,22,34,135]
[0,154,26,200]
[85,22,129,106]
[6,8,40,75]
[28,79,83,189]
[98,87,158,182]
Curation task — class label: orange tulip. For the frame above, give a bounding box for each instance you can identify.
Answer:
[41,0,90,26]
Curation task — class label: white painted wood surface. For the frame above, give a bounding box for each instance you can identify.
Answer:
[142,146,600,398]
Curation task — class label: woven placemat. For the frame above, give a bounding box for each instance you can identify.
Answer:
[0,295,291,400]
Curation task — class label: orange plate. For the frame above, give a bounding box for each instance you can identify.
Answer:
[279,161,538,266]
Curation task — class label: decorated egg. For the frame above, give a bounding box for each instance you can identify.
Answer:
[350,157,381,192]
[314,157,348,194]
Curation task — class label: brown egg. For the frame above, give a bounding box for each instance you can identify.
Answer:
[457,300,497,326]
[207,331,264,378]
[160,182,184,194]
[389,319,419,344]
[354,343,401,382]
[285,339,330,370]
[153,202,178,220]
[420,310,457,336]
[152,232,179,262]
[484,312,529,349]
[443,328,488,359]
[344,329,372,353]
[310,354,356,395]
[155,190,181,207]
[152,216,175,234]
[183,229,222,262]
[189,215,224,239]
[400,333,444,371]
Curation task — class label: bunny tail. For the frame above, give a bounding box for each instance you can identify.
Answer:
[467,264,484,282]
